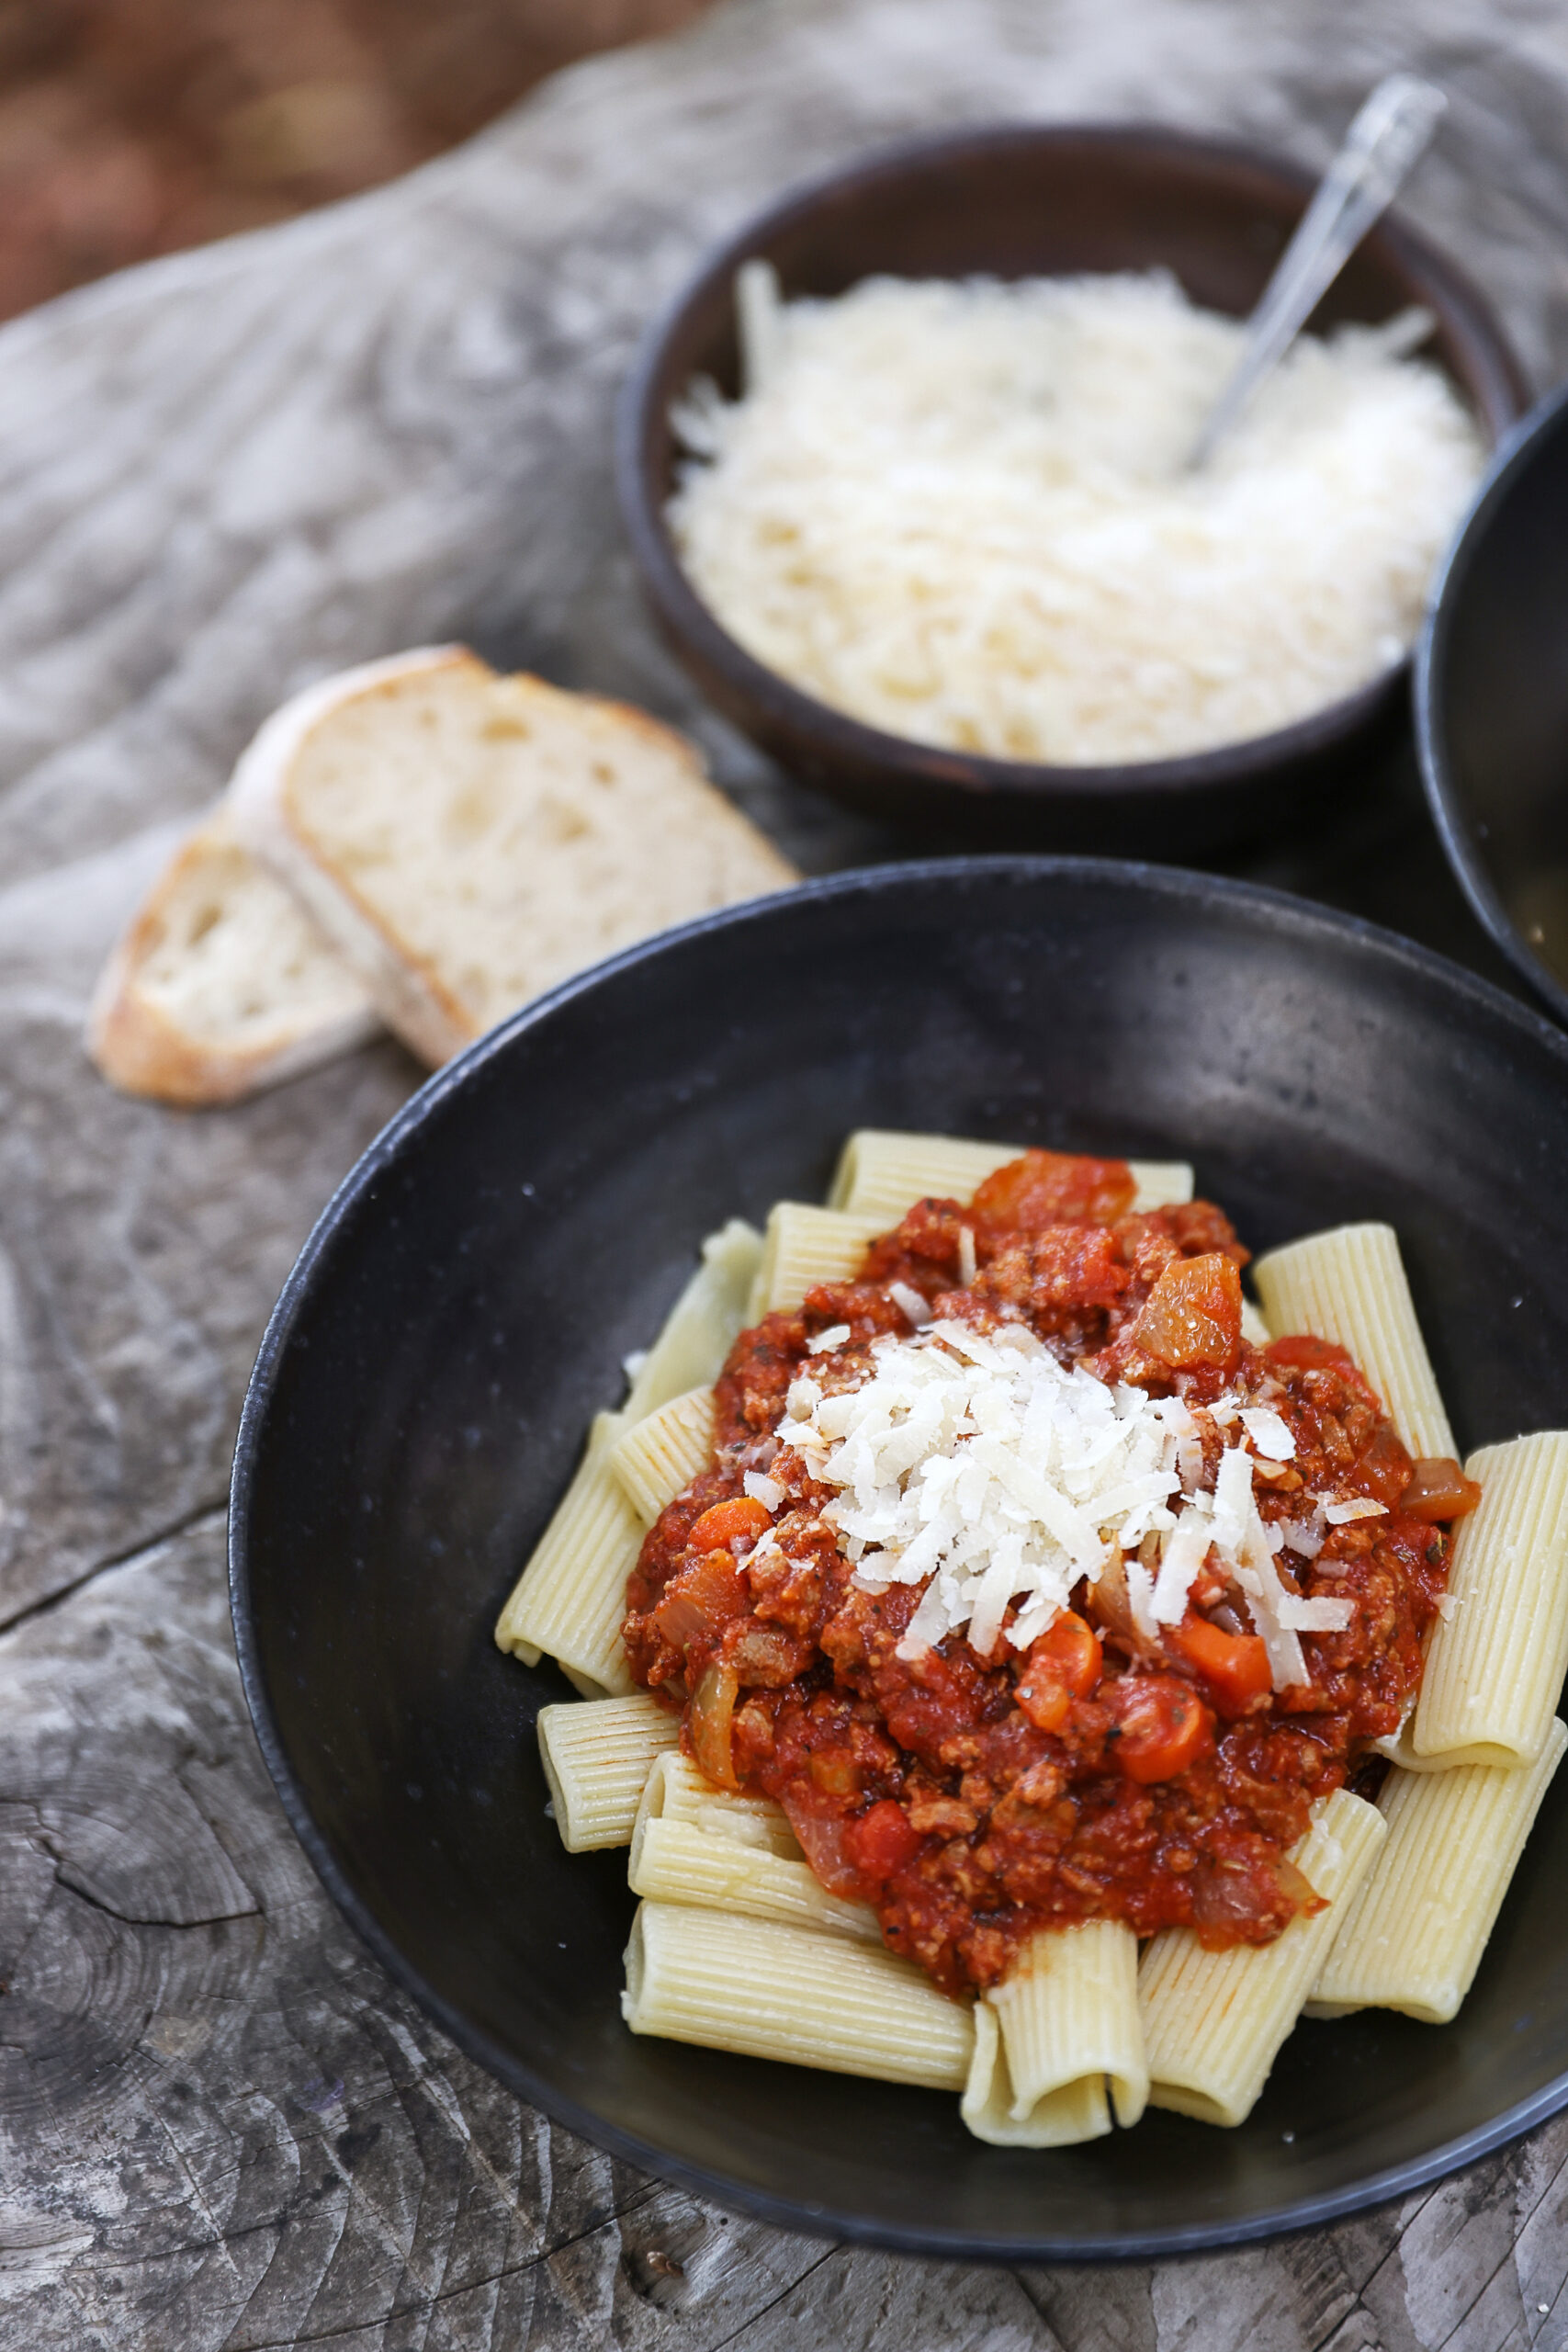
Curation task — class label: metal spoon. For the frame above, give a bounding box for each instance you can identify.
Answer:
[1190,74,1448,469]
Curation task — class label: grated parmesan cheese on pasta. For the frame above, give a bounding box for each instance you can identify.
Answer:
[775,1319,1349,1685]
[669,269,1484,765]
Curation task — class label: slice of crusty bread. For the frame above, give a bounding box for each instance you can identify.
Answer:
[227,646,799,1066]
[87,807,379,1105]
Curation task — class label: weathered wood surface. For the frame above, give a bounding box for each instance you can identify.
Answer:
[4,0,1568,2343]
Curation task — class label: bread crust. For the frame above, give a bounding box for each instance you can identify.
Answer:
[86,813,378,1105]
[229,647,798,1067]
[92,643,798,1100]
[228,647,484,1063]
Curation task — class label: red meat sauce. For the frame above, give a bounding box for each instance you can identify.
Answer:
[621,1150,1479,2000]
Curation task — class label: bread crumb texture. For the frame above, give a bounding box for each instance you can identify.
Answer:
[282,654,796,1043]
[88,810,375,1104]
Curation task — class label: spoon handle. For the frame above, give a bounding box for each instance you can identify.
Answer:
[1190,74,1447,469]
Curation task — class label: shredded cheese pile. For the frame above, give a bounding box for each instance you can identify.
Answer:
[669,269,1484,765]
[776,1321,1354,1689]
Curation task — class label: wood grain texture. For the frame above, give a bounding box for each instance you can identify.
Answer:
[15,1511,1561,2352]
[4,0,1568,2343]
[0,833,419,1627]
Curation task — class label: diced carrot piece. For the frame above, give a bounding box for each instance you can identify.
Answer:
[1014,1672,1071,1735]
[688,1495,773,1551]
[1105,1672,1214,1783]
[1168,1614,1272,1717]
[1034,1609,1103,1694]
[1015,1610,1103,1731]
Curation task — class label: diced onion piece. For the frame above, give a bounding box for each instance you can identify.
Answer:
[689,1661,739,1790]
[1400,1457,1483,1521]
[1133,1254,1242,1372]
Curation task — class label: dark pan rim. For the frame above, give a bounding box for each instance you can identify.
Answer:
[1416,379,1568,1028]
[230,854,1568,2262]
[615,119,1528,808]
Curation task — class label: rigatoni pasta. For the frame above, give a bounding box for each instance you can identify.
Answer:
[962,2007,1113,2148]
[829,1127,1194,1225]
[623,1218,761,1420]
[1252,1221,1454,1458]
[629,1755,884,1944]
[502,1129,1562,2150]
[496,1215,762,1689]
[1140,1791,1385,2126]
[747,1201,885,1317]
[1410,1433,1568,1768]
[538,1693,680,1850]
[963,1921,1146,2145]
[623,1901,975,2088]
[494,1410,640,1695]
[635,1748,801,1856]
[1310,1720,1567,2022]
[610,1386,717,1524]
[502,1388,722,1693]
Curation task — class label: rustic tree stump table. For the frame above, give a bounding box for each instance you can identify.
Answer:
[4,3,1568,2343]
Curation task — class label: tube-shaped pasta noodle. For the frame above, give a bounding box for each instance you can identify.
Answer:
[1369,1719,1468,1772]
[495,1220,760,1690]
[828,1128,1194,1223]
[610,1386,716,1526]
[962,2005,1111,2146]
[962,1921,1146,2145]
[634,1749,801,1858]
[1132,1161,1195,1214]
[537,1693,679,1850]
[1371,1439,1568,1771]
[1309,1719,1566,2022]
[623,1219,762,1420]
[1140,1790,1385,2126]
[747,1203,885,1317]
[493,1410,638,1694]
[1252,1223,1453,1459]
[631,1816,883,1944]
[1411,1433,1568,1767]
[622,1902,974,2087]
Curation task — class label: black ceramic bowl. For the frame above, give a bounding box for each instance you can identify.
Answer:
[231,859,1568,2262]
[617,122,1527,854]
[1417,383,1568,1026]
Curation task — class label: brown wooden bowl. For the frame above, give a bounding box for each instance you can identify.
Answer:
[615,122,1528,853]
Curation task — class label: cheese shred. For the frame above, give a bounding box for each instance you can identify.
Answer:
[776,1320,1350,1686]
[669,268,1483,766]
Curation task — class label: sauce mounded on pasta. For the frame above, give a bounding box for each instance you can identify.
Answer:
[622,1154,1479,1999]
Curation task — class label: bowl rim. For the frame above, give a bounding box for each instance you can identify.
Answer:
[615,117,1529,808]
[1416,378,1568,1027]
[230,854,1568,2264]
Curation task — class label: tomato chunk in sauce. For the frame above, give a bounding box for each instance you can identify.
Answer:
[622,1156,1473,1998]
